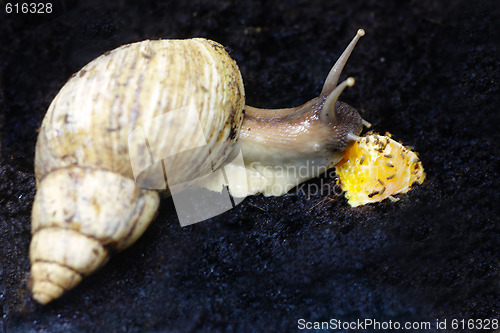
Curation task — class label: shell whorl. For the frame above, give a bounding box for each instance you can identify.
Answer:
[30,38,245,303]
[35,38,245,184]
[30,167,160,304]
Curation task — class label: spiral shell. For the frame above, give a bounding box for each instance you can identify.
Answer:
[30,38,245,304]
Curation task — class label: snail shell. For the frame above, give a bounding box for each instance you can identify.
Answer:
[30,38,245,304]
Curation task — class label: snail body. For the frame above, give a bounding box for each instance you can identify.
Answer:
[31,31,366,304]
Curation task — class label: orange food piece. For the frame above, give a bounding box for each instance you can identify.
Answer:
[335,133,425,207]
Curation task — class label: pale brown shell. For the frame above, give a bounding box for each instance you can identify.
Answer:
[30,38,245,304]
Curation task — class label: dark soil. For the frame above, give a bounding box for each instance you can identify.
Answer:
[1,0,498,332]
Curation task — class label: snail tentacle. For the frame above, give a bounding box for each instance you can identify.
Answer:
[362,119,372,128]
[319,77,355,125]
[321,29,365,96]
[347,133,362,142]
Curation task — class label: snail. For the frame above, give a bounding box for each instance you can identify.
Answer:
[30,29,367,304]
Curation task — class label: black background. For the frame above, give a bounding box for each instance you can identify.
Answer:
[0,0,498,332]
